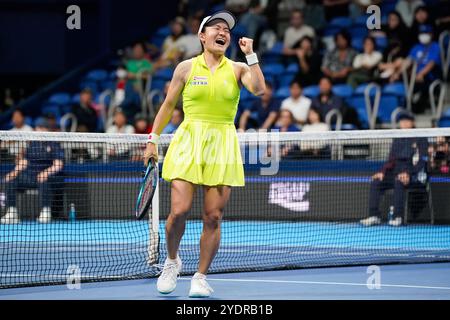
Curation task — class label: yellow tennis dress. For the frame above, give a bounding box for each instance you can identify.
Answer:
[162,54,245,186]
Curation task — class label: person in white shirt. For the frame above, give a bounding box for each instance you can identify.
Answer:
[282,9,316,57]
[280,81,311,126]
[4,109,33,159]
[174,16,203,60]
[395,0,424,27]
[106,108,135,160]
[299,107,331,157]
[347,36,382,88]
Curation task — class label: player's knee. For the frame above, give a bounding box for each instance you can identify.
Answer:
[169,208,189,220]
[203,209,222,228]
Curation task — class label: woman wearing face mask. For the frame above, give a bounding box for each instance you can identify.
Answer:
[143,11,265,298]
[403,24,441,113]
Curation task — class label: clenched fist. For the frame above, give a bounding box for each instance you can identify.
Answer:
[239,37,254,55]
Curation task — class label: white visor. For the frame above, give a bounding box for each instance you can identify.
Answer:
[198,11,236,35]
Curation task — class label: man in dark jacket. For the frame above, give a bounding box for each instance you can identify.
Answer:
[360,112,429,226]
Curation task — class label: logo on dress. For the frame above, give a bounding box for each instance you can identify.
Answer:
[191,75,208,86]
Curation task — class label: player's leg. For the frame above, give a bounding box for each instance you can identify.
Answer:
[2,171,34,224]
[189,185,231,297]
[390,178,408,226]
[157,179,196,294]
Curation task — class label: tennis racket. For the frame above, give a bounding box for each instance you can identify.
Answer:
[135,158,159,220]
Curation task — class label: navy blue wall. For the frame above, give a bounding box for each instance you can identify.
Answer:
[0,0,178,75]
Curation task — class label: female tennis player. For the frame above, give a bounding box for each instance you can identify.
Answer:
[143,10,265,297]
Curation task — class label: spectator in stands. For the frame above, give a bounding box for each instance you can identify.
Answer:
[396,0,424,27]
[411,6,432,38]
[126,42,153,84]
[71,88,98,133]
[347,36,382,88]
[282,9,316,59]
[238,81,279,131]
[293,36,322,87]
[162,108,183,134]
[299,107,331,158]
[428,136,450,175]
[301,107,330,133]
[272,109,300,157]
[134,113,152,135]
[173,16,203,61]
[360,112,429,227]
[106,109,135,160]
[377,11,411,73]
[321,30,357,84]
[239,0,267,46]
[45,113,60,132]
[113,65,142,121]
[1,117,64,224]
[280,81,311,127]
[156,17,186,69]
[311,77,344,120]
[1,108,33,160]
[323,0,350,22]
[404,24,441,113]
[226,0,252,15]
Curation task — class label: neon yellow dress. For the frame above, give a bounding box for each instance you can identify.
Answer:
[162,54,245,186]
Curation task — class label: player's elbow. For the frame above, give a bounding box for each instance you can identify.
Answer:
[254,85,266,97]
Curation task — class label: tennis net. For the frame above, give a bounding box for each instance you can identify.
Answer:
[1,128,450,288]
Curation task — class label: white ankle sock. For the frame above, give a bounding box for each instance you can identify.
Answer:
[193,272,206,279]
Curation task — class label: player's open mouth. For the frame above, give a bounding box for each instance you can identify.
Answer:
[215,38,226,46]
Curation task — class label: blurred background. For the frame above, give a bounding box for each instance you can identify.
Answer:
[0,0,449,137]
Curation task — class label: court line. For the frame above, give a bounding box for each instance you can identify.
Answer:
[178,277,450,291]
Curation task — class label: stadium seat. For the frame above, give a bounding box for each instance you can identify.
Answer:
[153,67,173,80]
[374,36,388,51]
[438,116,450,127]
[332,84,353,98]
[71,94,80,105]
[85,69,108,82]
[278,73,296,88]
[323,26,341,37]
[274,86,290,100]
[354,83,375,95]
[262,63,284,77]
[340,123,358,130]
[329,17,352,29]
[150,78,167,91]
[231,24,247,39]
[351,37,364,52]
[79,81,99,93]
[286,63,299,74]
[302,85,320,98]
[382,82,405,97]
[377,95,399,123]
[48,93,71,106]
[261,41,283,64]
[349,26,368,39]
[41,104,62,119]
[442,108,450,117]
[353,15,368,27]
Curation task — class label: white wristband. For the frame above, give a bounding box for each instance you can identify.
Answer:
[147,133,160,145]
[245,53,259,66]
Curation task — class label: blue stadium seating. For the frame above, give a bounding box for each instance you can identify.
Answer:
[329,17,352,29]
[262,63,284,77]
[349,26,368,39]
[382,82,405,97]
[153,67,174,80]
[150,78,167,91]
[351,37,364,52]
[332,84,353,98]
[85,69,108,82]
[323,26,341,37]
[278,73,296,88]
[48,93,71,106]
[438,117,450,127]
[79,81,99,93]
[261,41,283,64]
[353,15,368,27]
[354,83,377,96]
[302,85,320,98]
[274,86,290,100]
[374,36,388,51]
[442,108,450,117]
[377,95,399,123]
[41,104,62,118]
[286,63,299,74]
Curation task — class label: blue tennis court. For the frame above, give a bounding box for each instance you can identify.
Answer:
[1,263,449,300]
[1,220,450,299]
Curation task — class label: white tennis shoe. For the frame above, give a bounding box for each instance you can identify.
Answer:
[1,207,20,224]
[189,272,214,298]
[388,217,402,227]
[37,207,51,224]
[157,255,182,294]
[360,216,381,226]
